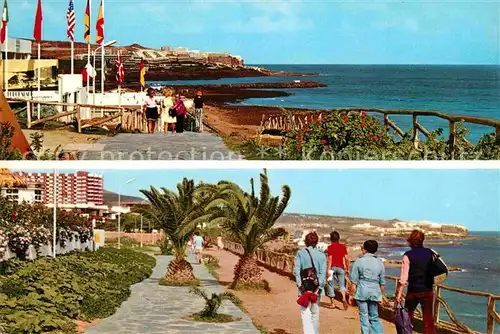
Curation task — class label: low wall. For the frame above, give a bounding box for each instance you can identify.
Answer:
[1,233,93,262]
[105,231,162,245]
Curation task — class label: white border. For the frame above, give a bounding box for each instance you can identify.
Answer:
[1,161,499,170]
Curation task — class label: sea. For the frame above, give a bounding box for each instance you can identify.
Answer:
[381,231,500,333]
[150,64,500,143]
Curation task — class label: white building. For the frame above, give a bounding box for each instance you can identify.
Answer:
[0,37,32,60]
[0,169,42,204]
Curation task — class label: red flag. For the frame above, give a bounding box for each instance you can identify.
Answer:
[33,0,42,41]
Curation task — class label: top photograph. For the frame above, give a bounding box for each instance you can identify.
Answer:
[0,0,499,161]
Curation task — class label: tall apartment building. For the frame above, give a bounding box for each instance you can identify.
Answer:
[13,171,104,206]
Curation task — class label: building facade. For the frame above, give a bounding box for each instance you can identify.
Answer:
[0,168,42,204]
[13,171,104,206]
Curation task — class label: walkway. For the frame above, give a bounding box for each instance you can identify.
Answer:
[73,132,243,160]
[85,255,259,334]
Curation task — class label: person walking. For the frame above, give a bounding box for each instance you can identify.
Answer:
[216,235,224,250]
[193,231,204,264]
[194,90,204,132]
[160,89,177,134]
[294,232,326,334]
[142,88,160,134]
[349,240,387,334]
[325,231,350,309]
[395,230,437,334]
[172,93,188,133]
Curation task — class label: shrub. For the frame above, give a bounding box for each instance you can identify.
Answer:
[188,286,241,322]
[0,247,156,333]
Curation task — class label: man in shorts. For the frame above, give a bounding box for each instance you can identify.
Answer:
[193,231,204,264]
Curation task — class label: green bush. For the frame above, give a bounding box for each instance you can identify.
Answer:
[156,237,174,255]
[281,112,500,160]
[0,247,156,333]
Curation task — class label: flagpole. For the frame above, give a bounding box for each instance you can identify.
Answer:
[37,41,40,119]
[52,168,57,258]
[4,26,7,93]
[101,0,104,96]
[70,40,73,74]
[118,51,121,108]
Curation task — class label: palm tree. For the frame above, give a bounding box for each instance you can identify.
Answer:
[189,286,239,318]
[140,178,212,283]
[206,171,291,287]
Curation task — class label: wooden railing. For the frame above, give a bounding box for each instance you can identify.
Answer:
[7,98,143,133]
[222,240,499,334]
[260,108,500,154]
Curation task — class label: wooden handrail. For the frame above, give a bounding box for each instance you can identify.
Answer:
[221,240,499,334]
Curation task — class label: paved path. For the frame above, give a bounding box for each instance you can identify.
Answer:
[73,132,243,160]
[85,255,259,334]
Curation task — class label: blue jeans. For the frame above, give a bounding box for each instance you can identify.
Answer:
[356,300,383,334]
[327,267,346,297]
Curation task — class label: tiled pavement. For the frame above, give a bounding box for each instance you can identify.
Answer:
[85,255,259,334]
[73,132,243,160]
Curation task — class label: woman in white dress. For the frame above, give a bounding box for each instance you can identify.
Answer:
[160,89,177,134]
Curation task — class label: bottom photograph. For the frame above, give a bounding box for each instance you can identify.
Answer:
[0,167,498,334]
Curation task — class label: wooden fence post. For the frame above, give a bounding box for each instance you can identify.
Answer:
[448,121,456,159]
[496,126,500,144]
[434,286,441,324]
[384,114,389,131]
[412,114,419,148]
[486,296,495,334]
[27,102,32,129]
[76,105,82,133]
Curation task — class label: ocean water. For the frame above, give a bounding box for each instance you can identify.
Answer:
[151,65,500,143]
[381,231,500,333]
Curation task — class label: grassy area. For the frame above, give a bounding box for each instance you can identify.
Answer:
[0,247,155,333]
[223,136,283,160]
[184,313,241,323]
[203,254,220,280]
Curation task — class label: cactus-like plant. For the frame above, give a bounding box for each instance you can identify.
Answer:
[189,286,240,319]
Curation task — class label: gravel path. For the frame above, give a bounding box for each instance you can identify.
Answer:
[85,255,259,334]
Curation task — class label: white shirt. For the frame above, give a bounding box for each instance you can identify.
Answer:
[144,96,159,108]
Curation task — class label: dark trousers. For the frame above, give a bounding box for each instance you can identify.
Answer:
[176,115,185,133]
[406,291,436,334]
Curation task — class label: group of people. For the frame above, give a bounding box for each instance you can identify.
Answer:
[295,229,438,334]
[142,88,204,135]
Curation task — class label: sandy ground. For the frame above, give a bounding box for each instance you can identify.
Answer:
[22,129,104,154]
[205,248,396,334]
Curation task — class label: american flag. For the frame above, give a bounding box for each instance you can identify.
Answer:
[66,0,75,41]
[116,52,124,85]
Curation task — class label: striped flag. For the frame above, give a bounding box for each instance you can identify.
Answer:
[83,0,90,43]
[66,0,75,41]
[0,0,8,44]
[116,52,124,85]
[33,0,42,41]
[95,0,104,44]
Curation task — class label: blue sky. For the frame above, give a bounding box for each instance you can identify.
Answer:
[12,168,500,231]
[6,0,499,64]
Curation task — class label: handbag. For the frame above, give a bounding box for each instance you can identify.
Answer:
[169,107,177,117]
[394,302,413,334]
[429,248,448,284]
[300,248,319,292]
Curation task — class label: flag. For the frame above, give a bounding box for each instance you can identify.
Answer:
[0,0,8,44]
[95,0,104,44]
[139,60,145,88]
[33,0,42,41]
[116,52,124,85]
[66,0,75,41]
[83,0,90,43]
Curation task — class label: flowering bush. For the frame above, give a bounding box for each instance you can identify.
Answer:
[0,196,93,260]
[281,112,499,160]
[0,229,8,259]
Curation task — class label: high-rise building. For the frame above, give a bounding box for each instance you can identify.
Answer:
[13,171,104,206]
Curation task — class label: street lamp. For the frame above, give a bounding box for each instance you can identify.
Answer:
[117,176,135,249]
[92,40,117,112]
[140,199,147,248]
